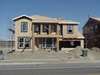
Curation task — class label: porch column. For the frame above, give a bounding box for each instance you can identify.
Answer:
[40,24,43,34]
[56,25,59,51]
[81,40,84,48]
[56,38,59,51]
[32,24,35,51]
[49,24,51,34]
[57,24,60,35]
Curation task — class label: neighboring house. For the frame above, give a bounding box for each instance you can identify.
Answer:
[83,17,100,48]
[13,15,84,51]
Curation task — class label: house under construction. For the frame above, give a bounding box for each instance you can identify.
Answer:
[12,15,84,51]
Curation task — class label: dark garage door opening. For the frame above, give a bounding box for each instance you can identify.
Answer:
[59,41,80,50]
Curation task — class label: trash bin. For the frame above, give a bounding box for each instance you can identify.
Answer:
[81,49,88,57]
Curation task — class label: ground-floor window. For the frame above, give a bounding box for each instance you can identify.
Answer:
[18,37,31,49]
[39,38,56,49]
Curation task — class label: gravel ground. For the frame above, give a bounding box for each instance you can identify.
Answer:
[0,47,100,63]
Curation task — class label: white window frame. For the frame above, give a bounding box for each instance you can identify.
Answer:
[21,22,28,32]
[67,25,73,33]
[18,37,31,49]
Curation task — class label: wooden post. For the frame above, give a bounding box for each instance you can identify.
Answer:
[49,24,51,34]
[56,25,59,51]
[56,38,59,51]
[40,24,43,50]
[32,23,35,52]
[40,24,42,34]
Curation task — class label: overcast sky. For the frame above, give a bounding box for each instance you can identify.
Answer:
[0,0,100,40]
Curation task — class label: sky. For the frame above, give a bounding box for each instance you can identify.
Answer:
[0,0,100,40]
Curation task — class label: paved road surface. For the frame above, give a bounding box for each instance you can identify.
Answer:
[0,63,100,75]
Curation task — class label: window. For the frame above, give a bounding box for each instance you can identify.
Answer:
[21,22,28,32]
[41,38,55,48]
[18,37,31,49]
[34,23,40,33]
[93,25,98,32]
[51,25,57,32]
[43,24,49,33]
[67,25,73,33]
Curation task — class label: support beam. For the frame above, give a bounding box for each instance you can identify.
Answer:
[32,24,35,52]
[49,24,51,34]
[40,24,42,34]
[56,38,59,51]
[56,25,60,51]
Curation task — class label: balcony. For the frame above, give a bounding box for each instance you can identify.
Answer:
[33,23,62,36]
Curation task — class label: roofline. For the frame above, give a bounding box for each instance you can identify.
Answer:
[12,15,32,21]
[12,15,80,24]
[83,16,100,29]
[59,22,80,24]
[32,21,79,24]
[90,17,100,22]
[83,17,94,29]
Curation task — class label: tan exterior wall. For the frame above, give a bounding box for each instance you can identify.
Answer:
[63,25,81,38]
[63,25,76,35]
[15,18,33,51]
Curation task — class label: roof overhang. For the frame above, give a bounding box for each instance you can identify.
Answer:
[12,15,32,21]
[12,15,80,25]
[58,20,80,25]
[90,17,100,22]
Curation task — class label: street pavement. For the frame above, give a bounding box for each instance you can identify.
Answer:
[0,49,100,75]
[0,63,100,75]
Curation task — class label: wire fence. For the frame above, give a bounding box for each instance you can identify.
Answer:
[0,41,15,50]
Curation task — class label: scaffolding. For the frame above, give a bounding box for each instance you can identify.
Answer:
[8,23,15,50]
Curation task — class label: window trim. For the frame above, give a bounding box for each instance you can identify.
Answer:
[21,22,28,32]
[67,25,73,33]
[17,37,31,49]
[43,24,49,33]
[34,23,40,34]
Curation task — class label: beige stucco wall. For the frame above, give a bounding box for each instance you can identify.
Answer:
[15,18,33,51]
[63,25,81,38]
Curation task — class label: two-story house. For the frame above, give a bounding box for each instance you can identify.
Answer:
[13,15,84,51]
[83,17,100,48]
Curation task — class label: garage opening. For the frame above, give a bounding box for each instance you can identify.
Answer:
[59,41,80,50]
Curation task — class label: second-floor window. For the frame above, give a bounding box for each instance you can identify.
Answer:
[93,25,98,32]
[21,22,28,32]
[43,24,49,33]
[34,23,40,33]
[67,25,73,33]
[51,25,57,32]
